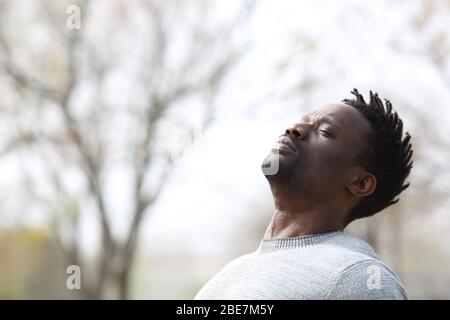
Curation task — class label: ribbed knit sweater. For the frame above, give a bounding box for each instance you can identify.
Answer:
[194,231,407,300]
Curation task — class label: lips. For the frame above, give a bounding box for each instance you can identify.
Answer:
[274,135,297,153]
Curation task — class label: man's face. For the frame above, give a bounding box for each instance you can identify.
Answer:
[262,103,373,201]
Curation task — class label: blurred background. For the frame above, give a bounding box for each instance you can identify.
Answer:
[0,0,449,299]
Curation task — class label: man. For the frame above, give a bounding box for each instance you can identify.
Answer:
[195,89,413,300]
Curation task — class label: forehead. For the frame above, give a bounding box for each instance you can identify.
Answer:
[304,103,372,134]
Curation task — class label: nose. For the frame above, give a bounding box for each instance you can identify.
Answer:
[285,123,309,139]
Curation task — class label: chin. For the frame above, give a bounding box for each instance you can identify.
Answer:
[261,152,295,179]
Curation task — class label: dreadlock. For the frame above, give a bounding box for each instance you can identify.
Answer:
[342,88,413,223]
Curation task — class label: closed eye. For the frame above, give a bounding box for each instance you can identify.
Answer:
[320,129,333,138]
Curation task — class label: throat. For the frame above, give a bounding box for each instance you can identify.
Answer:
[263,208,343,239]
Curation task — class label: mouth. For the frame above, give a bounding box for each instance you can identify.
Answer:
[272,135,297,154]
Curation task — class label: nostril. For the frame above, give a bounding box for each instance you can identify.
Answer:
[286,128,302,137]
[292,129,301,137]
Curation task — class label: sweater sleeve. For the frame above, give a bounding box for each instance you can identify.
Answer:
[326,259,408,300]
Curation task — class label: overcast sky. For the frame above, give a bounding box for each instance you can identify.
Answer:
[1,0,449,260]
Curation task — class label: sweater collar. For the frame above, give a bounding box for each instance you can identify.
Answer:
[258,230,342,253]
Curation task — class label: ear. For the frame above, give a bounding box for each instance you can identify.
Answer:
[347,169,377,197]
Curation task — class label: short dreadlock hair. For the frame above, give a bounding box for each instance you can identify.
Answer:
[342,88,413,223]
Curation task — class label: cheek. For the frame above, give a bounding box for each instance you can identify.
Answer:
[292,142,354,184]
[306,147,354,186]
[311,144,353,170]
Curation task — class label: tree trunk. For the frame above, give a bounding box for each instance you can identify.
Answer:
[390,210,403,277]
[118,262,131,300]
[366,218,379,253]
[117,244,138,300]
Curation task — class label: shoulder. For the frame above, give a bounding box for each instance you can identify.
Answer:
[325,231,380,259]
[326,259,408,300]
[194,252,257,299]
[221,252,256,269]
[203,251,257,281]
[317,232,408,299]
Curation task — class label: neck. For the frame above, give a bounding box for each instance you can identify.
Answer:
[264,187,345,239]
[263,209,343,239]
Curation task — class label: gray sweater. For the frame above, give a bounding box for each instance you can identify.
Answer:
[194,231,408,300]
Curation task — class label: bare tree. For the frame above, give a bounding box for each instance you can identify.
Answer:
[0,0,254,299]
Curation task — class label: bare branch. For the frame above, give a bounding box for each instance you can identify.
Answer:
[0,17,63,103]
